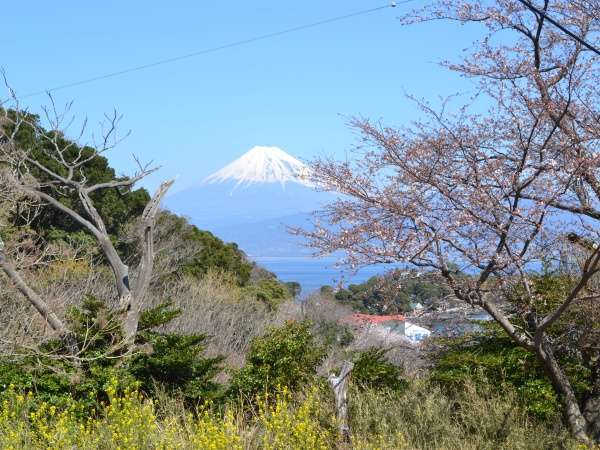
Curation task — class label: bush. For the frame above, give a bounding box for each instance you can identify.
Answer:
[181,227,252,286]
[155,212,253,286]
[430,324,562,421]
[0,298,224,411]
[351,348,408,392]
[242,278,291,308]
[229,321,326,397]
[0,297,138,412]
[130,303,225,404]
[348,380,573,449]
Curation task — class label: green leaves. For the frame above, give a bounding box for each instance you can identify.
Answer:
[334,270,450,314]
[0,299,224,412]
[431,325,562,421]
[181,226,252,285]
[351,348,408,392]
[229,321,326,398]
[130,332,224,404]
[242,278,290,308]
[139,302,181,330]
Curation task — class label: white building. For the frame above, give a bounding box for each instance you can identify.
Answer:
[404,321,432,342]
[346,314,432,345]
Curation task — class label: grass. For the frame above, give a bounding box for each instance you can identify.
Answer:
[0,378,576,450]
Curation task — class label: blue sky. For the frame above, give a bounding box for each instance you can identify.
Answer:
[4,1,480,193]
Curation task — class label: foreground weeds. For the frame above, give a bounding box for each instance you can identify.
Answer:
[0,381,332,450]
[349,381,575,450]
[0,379,576,449]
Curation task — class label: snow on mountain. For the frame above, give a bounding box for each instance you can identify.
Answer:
[204,146,311,187]
[165,146,331,256]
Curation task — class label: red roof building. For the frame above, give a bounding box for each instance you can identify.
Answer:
[345,313,406,325]
[343,313,431,343]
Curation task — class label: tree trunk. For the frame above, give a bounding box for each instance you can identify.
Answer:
[583,357,600,443]
[583,395,600,443]
[117,291,140,348]
[329,360,354,443]
[536,340,591,443]
[0,250,79,355]
[115,179,174,351]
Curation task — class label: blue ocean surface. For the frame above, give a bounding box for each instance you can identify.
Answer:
[251,256,401,295]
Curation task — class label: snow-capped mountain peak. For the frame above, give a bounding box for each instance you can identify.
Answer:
[204,146,311,186]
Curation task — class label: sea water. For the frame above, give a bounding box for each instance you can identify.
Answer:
[251,256,401,295]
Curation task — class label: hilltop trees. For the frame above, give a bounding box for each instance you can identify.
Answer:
[152,212,253,285]
[299,0,600,443]
[334,270,451,314]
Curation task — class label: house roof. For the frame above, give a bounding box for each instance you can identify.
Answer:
[345,313,406,325]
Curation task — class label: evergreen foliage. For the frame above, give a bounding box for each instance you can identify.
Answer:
[156,212,253,286]
[242,278,290,308]
[335,270,451,314]
[351,348,408,392]
[229,321,326,397]
[430,268,594,424]
[0,298,223,411]
[2,109,150,239]
[431,324,562,421]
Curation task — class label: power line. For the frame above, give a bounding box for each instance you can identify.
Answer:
[19,2,406,99]
[515,0,600,56]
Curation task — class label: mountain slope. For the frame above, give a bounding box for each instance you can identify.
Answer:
[165,146,332,256]
[205,146,311,187]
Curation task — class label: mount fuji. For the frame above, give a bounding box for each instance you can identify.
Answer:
[204,146,312,187]
[165,146,332,256]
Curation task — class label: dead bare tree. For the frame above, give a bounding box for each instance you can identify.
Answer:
[0,87,173,354]
[297,0,600,443]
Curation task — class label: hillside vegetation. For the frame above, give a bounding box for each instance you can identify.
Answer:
[0,108,583,449]
[331,270,453,314]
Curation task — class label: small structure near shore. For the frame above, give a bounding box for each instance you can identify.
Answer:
[345,313,431,344]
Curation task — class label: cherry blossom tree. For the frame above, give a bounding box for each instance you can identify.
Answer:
[299,0,600,443]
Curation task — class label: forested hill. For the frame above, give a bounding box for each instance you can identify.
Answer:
[0,109,293,304]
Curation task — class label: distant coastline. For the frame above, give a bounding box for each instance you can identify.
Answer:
[251,256,402,294]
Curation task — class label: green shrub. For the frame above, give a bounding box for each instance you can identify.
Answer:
[314,320,354,348]
[242,278,290,308]
[129,303,225,404]
[0,298,224,411]
[229,321,326,397]
[430,324,562,421]
[351,348,408,392]
[181,227,252,286]
[348,379,574,449]
[155,212,253,286]
[0,297,138,412]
